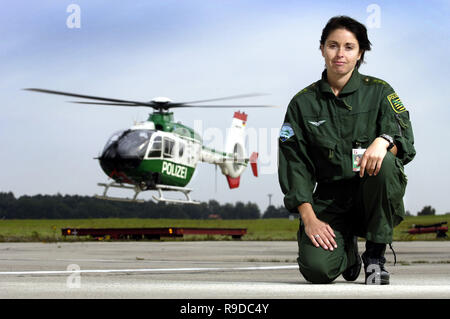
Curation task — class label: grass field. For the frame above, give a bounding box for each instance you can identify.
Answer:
[0,214,448,242]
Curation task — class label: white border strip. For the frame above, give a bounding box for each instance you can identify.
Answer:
[0,265,298,276]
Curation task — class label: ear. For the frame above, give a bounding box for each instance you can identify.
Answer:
[320,44,325,58]
[357,49,364,61]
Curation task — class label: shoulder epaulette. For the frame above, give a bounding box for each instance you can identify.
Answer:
[293,81,318,98]
[361,75,389,87]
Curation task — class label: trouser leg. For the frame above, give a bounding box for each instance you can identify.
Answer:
[356,152,407,244]
[297,224,359,284]
[296,152,407,284]
[357,152,407,284]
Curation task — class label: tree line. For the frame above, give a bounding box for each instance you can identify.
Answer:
[0,192,290,219]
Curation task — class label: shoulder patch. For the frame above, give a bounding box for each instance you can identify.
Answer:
[280,123,294,142]
[387,93,406,113]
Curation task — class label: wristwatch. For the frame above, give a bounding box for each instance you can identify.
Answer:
[379,134,395,151]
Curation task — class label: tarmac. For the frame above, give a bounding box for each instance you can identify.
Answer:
[0,240,449,299]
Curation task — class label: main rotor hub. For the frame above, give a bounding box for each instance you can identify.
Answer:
[151,97,173,104]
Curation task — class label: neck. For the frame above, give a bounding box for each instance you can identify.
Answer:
[326,69,354,96]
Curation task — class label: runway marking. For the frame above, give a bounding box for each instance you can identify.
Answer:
[0,265,299,276]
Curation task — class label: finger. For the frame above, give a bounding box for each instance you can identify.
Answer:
[321,231,335,250]
[323,236,334,251]
[312,235,328,250]
[310,235,320,248]
[325,225,338,248]
[318,235,332,250]
[326,232,338,249]
[318,237,329,250]
[359,157,367,178]
[326,224,336,238]
[367,161,375,176]
[373,158,383,176]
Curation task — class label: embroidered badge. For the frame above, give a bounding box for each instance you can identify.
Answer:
[280,123,294,142]
[387,93,406,113]
[308,120,326,127]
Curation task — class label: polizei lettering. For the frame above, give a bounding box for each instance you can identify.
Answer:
[162,161,187,179]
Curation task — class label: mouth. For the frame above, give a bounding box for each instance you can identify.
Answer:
[333,61,346,66]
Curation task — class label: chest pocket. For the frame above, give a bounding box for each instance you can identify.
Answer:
[353,135,370,149]
[342,109,377,143]
[308,135,341,181]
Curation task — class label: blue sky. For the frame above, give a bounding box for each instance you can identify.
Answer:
[1,0,449,215]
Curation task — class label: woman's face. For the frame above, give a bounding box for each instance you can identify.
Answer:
[321,28,362,77]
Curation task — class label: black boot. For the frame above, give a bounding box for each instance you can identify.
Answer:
[362,241,390,285]
[342,236,362,281]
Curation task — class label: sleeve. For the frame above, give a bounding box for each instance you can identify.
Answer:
[378,86,416,165]
[278,98,316,214]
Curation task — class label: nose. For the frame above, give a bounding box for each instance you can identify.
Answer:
[99,141,142,173]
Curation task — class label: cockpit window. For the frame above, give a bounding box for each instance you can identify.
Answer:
[163,137,175,158]
[147,136,162,158]
[103,129,126,153]
[114,129,153,159]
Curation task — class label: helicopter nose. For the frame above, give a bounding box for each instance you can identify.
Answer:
[99,145,142,173]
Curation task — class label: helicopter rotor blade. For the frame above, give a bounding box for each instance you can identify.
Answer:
[25,88,276,110]
[70,101,147,107]
[24,88,154,107]
[169,104,278,108]
[176,93,269,105]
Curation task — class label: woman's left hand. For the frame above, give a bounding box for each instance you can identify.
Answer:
[359,137,389,178]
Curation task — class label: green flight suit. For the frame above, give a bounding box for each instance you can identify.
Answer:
[278,69,415,284]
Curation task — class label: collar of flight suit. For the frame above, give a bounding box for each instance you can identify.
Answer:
[319,68,362,97]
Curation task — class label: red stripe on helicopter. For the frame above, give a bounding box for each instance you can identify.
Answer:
[109,169,133,184]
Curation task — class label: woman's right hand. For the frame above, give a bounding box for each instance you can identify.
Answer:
[298,203,337,251]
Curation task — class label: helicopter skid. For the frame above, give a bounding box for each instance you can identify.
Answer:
[95,195,145,204]
[95,182,145,203]
[95,182,200,205]
[152,184,200,205]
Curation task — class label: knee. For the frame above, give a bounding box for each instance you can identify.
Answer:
[298,256,339,284]
[367,152,396,185]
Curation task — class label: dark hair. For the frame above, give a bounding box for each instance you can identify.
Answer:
[320,16,372,69]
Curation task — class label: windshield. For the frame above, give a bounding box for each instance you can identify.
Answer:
[103,129,126,153]
[116,130,153,159]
